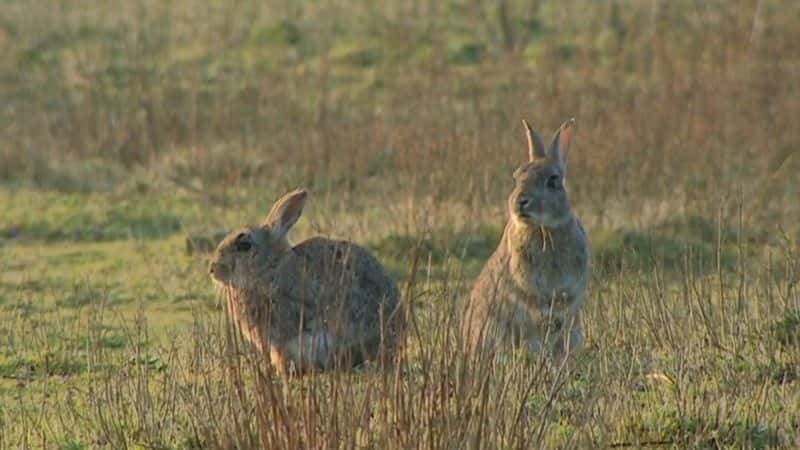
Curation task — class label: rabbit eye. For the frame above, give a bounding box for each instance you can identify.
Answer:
[546,174,561,190]
[234,233,252,252]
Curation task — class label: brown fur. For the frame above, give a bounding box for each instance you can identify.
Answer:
[462,119,589,359]
[210,189,404,376]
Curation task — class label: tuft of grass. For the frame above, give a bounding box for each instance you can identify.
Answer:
[57,442,86,450]
[0,353,87,379]
[771,310,800,349]
[447,41,485,65]
[249,20,303,47]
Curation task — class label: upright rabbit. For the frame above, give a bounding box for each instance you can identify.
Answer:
[462,119,589,359]
[209,188,404,376]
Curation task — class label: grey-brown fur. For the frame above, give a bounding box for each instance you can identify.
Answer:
[462,119,589,359]
[209,188,404,376]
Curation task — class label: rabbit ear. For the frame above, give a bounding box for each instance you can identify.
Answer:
[548,118,575,168]
[522,119,547,161]
[263,188,308,239]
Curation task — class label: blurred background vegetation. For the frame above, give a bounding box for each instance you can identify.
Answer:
[2,1,797,229]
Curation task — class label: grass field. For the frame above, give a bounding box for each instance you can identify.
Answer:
[1,0,799,448]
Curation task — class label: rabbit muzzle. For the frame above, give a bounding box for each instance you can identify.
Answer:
[208,259,233,285]
[511,192,570,228]
[515,195,536,218]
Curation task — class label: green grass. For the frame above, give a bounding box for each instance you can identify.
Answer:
[1,0,799,448]
[1,186,798,448]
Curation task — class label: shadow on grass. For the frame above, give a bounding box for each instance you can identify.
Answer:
[370,225,501,279]
[619,406,780,449]
[185,214,762,284]
[0,353,87,379]
[9,207,181,242]
[770,309,800,350]
[592,215,749,276]
[29,212,181,242]
[370,214,751,280]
